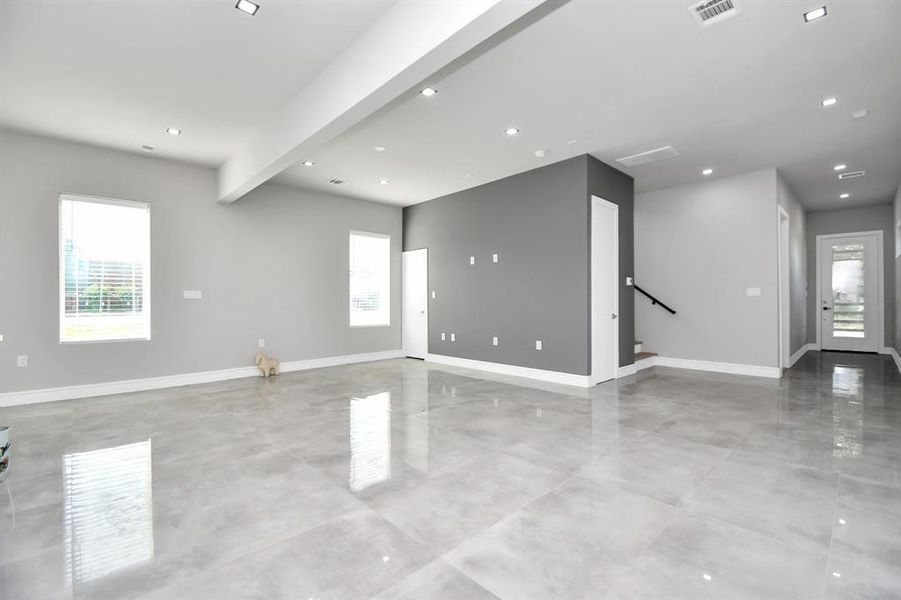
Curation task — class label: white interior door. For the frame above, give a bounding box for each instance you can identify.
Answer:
[402,249,428,359]
[818,232,883,352]
[591,196,619,383]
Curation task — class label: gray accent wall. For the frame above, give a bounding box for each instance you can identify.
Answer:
[0,129,402,393]
[402,155,634,376]
[806,204,895,349]
[777,173,809,355]
[635,170,780,368]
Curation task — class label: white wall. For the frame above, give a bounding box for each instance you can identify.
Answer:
[777,172,808,355]
[0,129,402,393]
[635,170,779,368]
[895,182,901,353]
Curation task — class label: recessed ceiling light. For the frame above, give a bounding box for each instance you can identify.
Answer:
[833,164,846,171]
[832,572,842,578]
[702,168,714,176]
[852,109,869,119]
[141,145,154,152]
[534,149,547,158]
[379,179,389,185]
[821,97,838,107]
[702,574,712,582]
[504,127,520,136]
[166,127,181,136]
[803,6,827,22]
[302,161,314,167]
[840,193,850,199]
[374,146,386,152]
[566,139,578,145]
[420,87,437,97]
[235,0,260,15]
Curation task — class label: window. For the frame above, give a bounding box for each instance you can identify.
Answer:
[59,195,150,342]
[349,231,390,327]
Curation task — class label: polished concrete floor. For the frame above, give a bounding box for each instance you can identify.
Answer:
[1,351,899,599]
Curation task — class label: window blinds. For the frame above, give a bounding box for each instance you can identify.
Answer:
[349,231,390,327]
[59,195,151,342]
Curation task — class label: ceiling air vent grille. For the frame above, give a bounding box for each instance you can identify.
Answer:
[327,178,346,185]
[838,171,865,180]
[616,145,680,168]
[689,0,742,28]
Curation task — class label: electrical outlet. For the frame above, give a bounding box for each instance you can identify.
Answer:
[492,336,498,346]
[431,291,436,299]
[17,354,28,367]
[441,332,446,341]
[469,256,475,265]
[183,290,203,300]
[746,288,761,297]
[492,253,498,263]
[258,338,266,348]
[450,333,456,342]
[535,340,543,351]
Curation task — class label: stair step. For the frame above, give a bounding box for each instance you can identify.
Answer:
[634,351,657,361]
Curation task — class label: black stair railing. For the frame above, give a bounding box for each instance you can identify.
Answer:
[634,284,677,315]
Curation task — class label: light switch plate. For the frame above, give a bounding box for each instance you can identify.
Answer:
[450,333,456,342]
[431,291,436,299]
[746,287,762,297]
[535,340,543,351]
[492,253,498,263]
[492,336,498,346]
[469,256,475,265]
[183,290,203,300]
[17,354,28,367]
[626,276,634,286]
[441,332,446,341]
[258,338,265,349]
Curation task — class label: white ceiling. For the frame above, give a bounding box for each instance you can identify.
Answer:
[273,0,901,211]
[2,1,899,211]
[0,0,393,166]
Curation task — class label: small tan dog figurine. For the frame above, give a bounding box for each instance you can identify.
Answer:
[255,352,279,378]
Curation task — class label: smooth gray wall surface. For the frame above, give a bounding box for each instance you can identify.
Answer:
[635,170,780,368]
[806,204,895,349]
[777,173,808,355]
[403,155,635,376]
[0,129,402,393]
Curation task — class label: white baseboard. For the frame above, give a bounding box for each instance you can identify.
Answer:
[889,347,901,374]
[617,364,637,378]
[788,343,815,368]
[634,356,656,373]
[654,356,782,379]
[425,353,592,387]
[0,349,405,407]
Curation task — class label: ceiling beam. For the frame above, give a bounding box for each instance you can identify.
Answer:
[217,0,547,203]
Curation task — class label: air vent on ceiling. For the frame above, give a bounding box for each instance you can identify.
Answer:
[838,170,865,180]
[689,0,742,28]
[616,145,680,168]
[327,178,346,185]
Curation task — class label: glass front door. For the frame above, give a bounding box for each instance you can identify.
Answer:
[819,233,881,352]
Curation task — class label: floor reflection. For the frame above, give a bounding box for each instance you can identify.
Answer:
[63,439,154,587]
[348,392,392,492]
[831,365,864,458]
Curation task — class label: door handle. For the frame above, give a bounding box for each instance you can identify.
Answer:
[419,310,425,315]
[611,313,618,320]
[822,306,831,311]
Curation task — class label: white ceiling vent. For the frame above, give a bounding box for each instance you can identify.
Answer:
[838,170,865,180]
[689,0,742,28]
[616,145,680,168]
[327,178,346,185]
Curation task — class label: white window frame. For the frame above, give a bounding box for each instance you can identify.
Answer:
[58,194,151,344]
[349,230,391,328]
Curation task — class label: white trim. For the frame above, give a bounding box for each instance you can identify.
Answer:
[617,364,637,377]
[426,353,592,387]
[788,343,815,368]
[814,230,885,352]
[889,347,901,374]
[777,205,791,368]
[0,350,405,407]
[654,356,782,379]
[590,195,619,383]
[634,356,656,372]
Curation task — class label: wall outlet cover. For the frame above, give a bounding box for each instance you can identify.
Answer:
[183,290,203,300]
[469,256,475,265]
[450,333,456,342]
[431,291,436,299]
[746,287,762,297]
[258,338,266,348]
[535,340,543,350]
[492,253,498,263]
[17,355,28,367]
[492,336,498,346]
[441,332,446,341]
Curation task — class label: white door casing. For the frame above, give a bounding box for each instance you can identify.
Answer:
[816,231,884,352]
[591,196,619,384]
[402,249,429,359]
